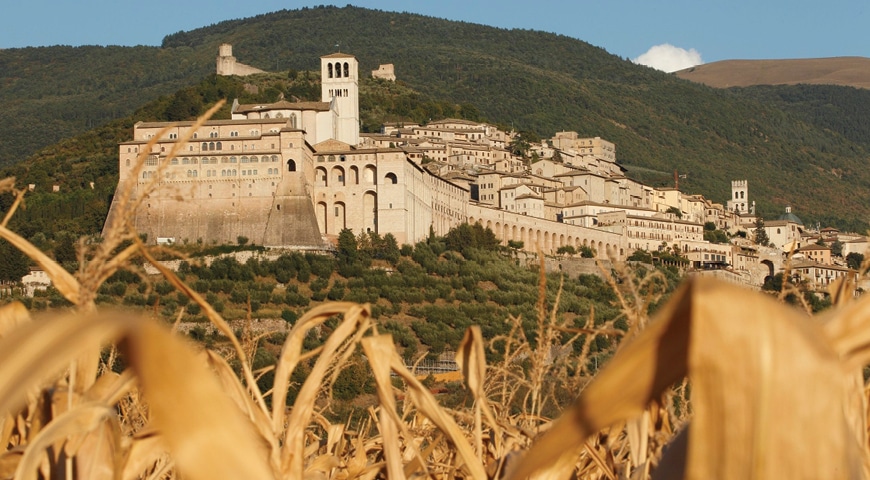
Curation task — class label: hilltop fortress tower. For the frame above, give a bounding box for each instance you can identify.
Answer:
[216,44,265,77]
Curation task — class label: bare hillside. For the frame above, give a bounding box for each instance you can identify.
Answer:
[675,57,870,89]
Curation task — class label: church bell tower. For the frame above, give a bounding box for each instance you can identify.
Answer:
[321,53,359,146]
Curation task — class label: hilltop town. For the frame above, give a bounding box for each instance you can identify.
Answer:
[93,46,866,296]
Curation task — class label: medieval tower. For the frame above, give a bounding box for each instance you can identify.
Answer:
[321,53,360,146]
[727,179,749,214]
[216,44,265,76]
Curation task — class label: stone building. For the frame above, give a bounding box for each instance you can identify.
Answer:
[216,44,265,76]
[371,64,396,81]
[109,50,777,265]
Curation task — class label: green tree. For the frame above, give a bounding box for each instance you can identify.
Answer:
[831,240,844,257]
[627,249,653,263]
[336,228,362,277]
[847,252,865,270]
[380,233,401,264]
[444,223,499,255]
[579,245,596,258]
[0,240,29,282]
[753,217,770,247]
[665,206,682,218]
[54,234,78,265]
[556,245,576,257]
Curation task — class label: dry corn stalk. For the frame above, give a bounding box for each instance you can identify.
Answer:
[507,277,870,480]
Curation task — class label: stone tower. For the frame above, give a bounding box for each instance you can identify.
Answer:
[727,180,749,214]
[321,53,360,146]
[216,44,238,75]
[216,43,265,76]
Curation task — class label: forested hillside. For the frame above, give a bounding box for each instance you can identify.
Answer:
[3,5,870,231]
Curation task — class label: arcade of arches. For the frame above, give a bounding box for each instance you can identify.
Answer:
[466,216,624,260]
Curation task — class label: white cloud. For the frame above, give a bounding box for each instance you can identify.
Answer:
[633,44,703,73]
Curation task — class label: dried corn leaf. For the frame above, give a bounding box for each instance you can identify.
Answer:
[506,278,867,480]
[0,313,126,416]
[122,320,275,480]
[272,302,363,432]
[13,402,113,480]
[0,225,80,306]
[120,433,169,480]
[457,326,502,454]
[0,302,29,339]
[281,303,370,476]
[387,347,488,479]
[361,335,406,480]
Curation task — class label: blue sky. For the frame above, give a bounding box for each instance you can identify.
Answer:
[2,1,868,72]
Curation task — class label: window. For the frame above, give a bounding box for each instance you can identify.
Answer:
[145,155,158,166]
[216,142,222,150]
[171,158,178,165]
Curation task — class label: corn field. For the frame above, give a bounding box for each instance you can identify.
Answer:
[3,106,870,479]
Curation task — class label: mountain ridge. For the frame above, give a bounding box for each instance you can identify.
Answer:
[675,57,870,90]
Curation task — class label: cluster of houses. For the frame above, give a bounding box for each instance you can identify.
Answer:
[21,47,869,297]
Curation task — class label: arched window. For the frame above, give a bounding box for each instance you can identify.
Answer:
[276,112,283,118]
[125,159,130,167]
[202,143,208,151]
[335,62,342,78]
[328,63,333,78]
[209,142,215,151]
[289,113,297,129]
[216,142,222,150]
[287,159,297,172]
[343,62,349,77]
[250,156,258,163]
[263,113,270,119]
[385,172,398,184]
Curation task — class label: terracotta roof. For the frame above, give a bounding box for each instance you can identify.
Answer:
[234,100,330,114]
[321,52,355,59]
